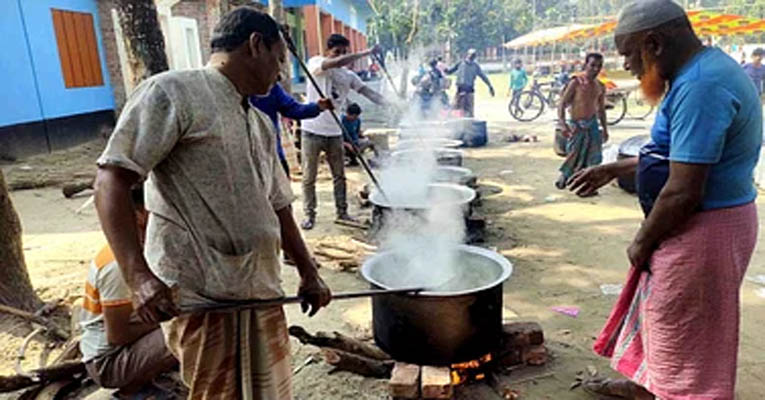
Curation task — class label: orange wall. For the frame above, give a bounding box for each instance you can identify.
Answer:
[320,12,333,49]
[303,5,321,57]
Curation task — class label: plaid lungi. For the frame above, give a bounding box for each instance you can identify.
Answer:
[164,306,292,400]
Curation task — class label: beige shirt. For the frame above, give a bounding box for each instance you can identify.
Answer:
[98,67,294,307]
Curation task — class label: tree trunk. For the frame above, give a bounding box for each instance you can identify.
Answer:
[114,0,170,92]
[0,170,42,311]
[269,0,292,93]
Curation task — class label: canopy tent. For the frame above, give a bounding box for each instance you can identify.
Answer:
[504,24,594,49]
[507,10,765,50]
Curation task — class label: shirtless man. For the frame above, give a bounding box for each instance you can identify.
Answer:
[556,53,608,191]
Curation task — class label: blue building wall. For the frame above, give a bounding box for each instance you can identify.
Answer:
[281,0,372,33]
[316,0,369,33]
[0,1,44,127]
[18,0,114,121]
[1,0,115,158]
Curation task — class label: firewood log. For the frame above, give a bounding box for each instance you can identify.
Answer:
[0,361,85,393]
[288,326,390,360]
[61,180,93,198]
[0,305,69,341]
[321,349,393,378]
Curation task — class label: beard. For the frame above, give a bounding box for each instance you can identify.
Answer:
[639,56,667,106]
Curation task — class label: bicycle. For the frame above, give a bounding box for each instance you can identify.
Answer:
[604,89,628,126]
[626,87,655,120]
[508,79,564,122]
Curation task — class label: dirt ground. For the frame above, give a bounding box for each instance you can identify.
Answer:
[3,94,765,399]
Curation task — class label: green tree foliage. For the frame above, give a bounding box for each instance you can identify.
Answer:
[368,0,765,58]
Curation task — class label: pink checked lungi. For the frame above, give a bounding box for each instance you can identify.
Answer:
[594,202,758,400]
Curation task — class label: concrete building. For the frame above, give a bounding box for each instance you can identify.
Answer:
[1,0,373,159]
[1,0,116,159]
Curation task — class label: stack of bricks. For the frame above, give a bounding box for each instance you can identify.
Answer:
[389,363,453,400]
[387,321,547,399]
[495,321,548,367]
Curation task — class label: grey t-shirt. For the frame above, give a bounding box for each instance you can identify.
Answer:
[98,67,294,306]
[447,60,490,90]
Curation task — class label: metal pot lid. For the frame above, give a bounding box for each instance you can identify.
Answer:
[395,139,464,150]
[369,183,476,209]
[432,166,473,182]
[361,244,513,297]
[618,134,650,157]
[390,148,464,160]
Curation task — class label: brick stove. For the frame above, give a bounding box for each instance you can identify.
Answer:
[388,322,548,400]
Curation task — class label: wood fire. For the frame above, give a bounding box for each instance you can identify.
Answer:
[450,353,492,385]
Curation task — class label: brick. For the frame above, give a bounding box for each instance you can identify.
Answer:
[421,366,453,399]
[495,348,523,368]
[389,362,420,399]
[522,345,548,366]
[502,322,544,347]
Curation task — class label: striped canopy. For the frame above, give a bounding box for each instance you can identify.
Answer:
[507,10,765,48]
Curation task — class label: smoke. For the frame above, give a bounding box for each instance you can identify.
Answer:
[371,51,470,292]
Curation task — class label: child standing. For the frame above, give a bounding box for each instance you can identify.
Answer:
[507,59,529,102]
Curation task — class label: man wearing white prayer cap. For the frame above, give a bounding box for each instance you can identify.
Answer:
[568,1,762,399]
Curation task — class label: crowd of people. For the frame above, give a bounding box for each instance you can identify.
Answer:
[75,0,763,399]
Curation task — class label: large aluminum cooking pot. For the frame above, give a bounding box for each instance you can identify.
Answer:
[369,183,475,212]
[368,183,476,241]
[432,166,477,187]
[395,138,463,150]
[361,245,513,365]
[390,148,464,167]
[398,122,451,140]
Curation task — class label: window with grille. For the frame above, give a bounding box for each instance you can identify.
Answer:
[51,9,104,88]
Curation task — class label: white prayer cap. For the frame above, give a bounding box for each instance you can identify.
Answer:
[615,0,687,36]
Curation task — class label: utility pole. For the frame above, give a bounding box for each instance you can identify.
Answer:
[531,0,537,66]
[502,34,507,73]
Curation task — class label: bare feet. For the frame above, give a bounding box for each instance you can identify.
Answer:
[582,378,655,400]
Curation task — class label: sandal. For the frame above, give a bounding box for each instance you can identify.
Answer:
[336,213,359,223]
[301,217,315,230]
[555,175,568,190]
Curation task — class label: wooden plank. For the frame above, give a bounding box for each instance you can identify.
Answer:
[51,10,74,88]
[83,14,103,86]
[61,11,85,87]
[72,12,94,86]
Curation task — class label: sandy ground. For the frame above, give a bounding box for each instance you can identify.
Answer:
[3,92,765,399]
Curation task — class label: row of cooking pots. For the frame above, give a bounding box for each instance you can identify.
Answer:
[362,136,513,366]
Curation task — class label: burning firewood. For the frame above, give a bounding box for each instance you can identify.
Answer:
[288,326,390,360]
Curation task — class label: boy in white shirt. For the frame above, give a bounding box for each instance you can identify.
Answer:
[300,34,388,230]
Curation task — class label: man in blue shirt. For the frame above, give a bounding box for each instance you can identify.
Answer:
[250,83,332,176]
[742,47,765,96]
[567,1,761,399]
